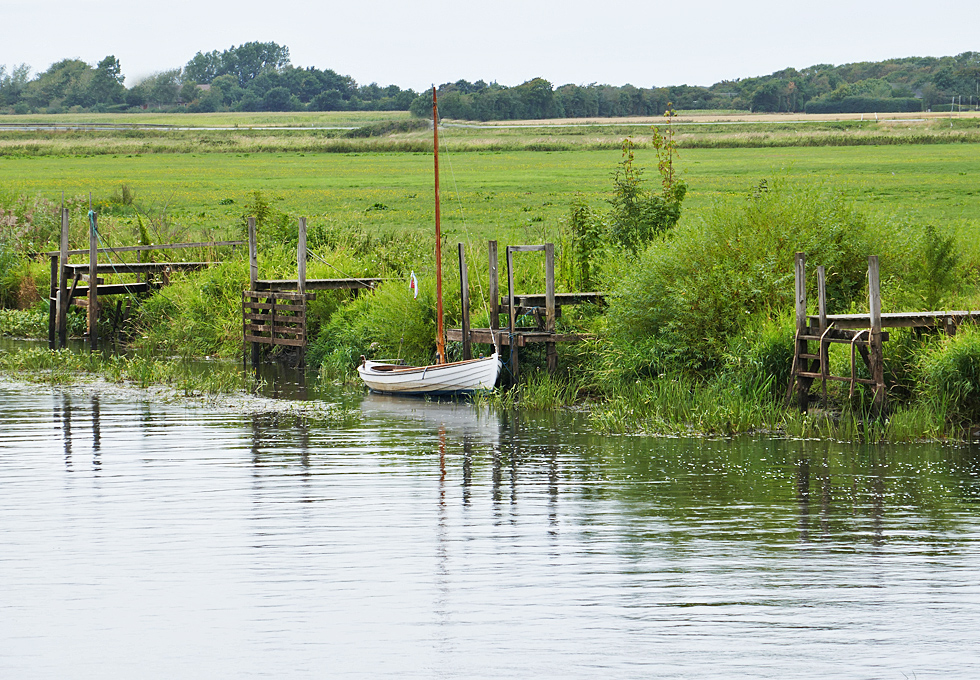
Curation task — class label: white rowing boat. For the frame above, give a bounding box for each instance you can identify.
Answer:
[358,353,501,396]
[357,86,501,397]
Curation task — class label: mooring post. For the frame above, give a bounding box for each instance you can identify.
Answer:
[868,255,886,414]
[57,207,69,348]
[88,212,99,352]
[488,240,499,332]
[817,265,828,405]
[458,243,471,360]
[48,255,57,349]
[794,252,809,411]
[248,216,259,368]
[297,217,307,367]
[545,242,557,375]
[297,217,307,297]
[506,246,518,385]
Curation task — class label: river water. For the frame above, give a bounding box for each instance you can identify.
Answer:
[1,380,979,678]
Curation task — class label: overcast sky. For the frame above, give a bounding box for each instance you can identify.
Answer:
[2,0,976,89]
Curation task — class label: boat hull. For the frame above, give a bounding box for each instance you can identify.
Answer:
[357,353,501,396]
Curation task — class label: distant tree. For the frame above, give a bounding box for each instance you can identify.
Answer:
[183,50,222,84]
[262,86,292,111]
[87,55,125,105]
[139,70,181,107]
[0,63,31,106]
[310,89,344,111]
[24,59,92,109]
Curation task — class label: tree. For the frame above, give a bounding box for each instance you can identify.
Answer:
[0,63,31,106]
[262,86,292,111]
[87,55,125,105]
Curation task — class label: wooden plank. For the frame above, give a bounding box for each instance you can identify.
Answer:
[244,335,306,347]
[44,240,243,257]
[255,278,377,291]
[502,292,605,307]
[244,290,311,301]
[71,283,150,297]
[447,328,585,344]
[244,313,305,324]
[797,371,876,385]
[508,245,547,253]
[244,324,304,336]
[243,302,307,312]
[66,262,208,274]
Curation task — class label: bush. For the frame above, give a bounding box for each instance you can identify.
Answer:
[606,181,876,374]
[916,326,980,424]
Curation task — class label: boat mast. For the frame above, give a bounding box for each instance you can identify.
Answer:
[432,86,446,365]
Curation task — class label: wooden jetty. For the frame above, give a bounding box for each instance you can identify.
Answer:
[242,217,381,367]
[45,206,243,350]
[446,240,602,381]
[789,252,980,413]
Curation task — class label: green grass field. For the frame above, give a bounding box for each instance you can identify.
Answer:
[1,143,978,246]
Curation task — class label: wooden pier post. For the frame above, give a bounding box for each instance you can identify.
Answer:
[297,217,307,367]
[248,216,259,367]
[506,246,518,384]
[57,208,69,348]
[88,212,99,351]
[545,242,557,374]
[794,252,809,411]
[488,240,499,333]
[817,265,827,405]
[868,256,886,414]
[458,243,471,360]
[297,217,307,297]
[48,255,57,349]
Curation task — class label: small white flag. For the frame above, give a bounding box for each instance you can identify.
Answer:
[409,271,418,299]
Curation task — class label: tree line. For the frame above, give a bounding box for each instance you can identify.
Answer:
[2,43,979,117]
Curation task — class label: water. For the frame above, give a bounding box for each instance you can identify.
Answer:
[2,382,980,678]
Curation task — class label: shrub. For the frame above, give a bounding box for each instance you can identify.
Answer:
[606,181,876,374]
[916,326,980,424]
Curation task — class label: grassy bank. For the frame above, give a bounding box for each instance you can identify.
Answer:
[3,132,980,441]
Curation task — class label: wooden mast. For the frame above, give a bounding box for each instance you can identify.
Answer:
[432,86,446,364]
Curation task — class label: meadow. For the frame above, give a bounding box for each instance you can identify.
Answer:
[3,115,980,441]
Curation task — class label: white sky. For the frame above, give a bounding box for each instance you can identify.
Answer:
[1,0,976,89]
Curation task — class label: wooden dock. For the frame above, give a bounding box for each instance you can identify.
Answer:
[448,240,600,381]
[46,205,243,350]
[242,217,379,367]
[789,252,980,414]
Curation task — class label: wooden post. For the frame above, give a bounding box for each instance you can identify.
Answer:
[458,243,471,360]
[817,265,828,405]
[48,255,57,349]
[545,242,557,374]
[488,240,499,332]
[297,217,307,296]
[248,217,259,367]
[248,217,258,290]
[88,212,99,351]
[57,207,69,348]
[794,252,809,411]
[868,256,885,414]
[506,246,518,385]
[297,217,307,367]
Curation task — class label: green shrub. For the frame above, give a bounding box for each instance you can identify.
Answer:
[916,326,980,424]
[607,181,876,374]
